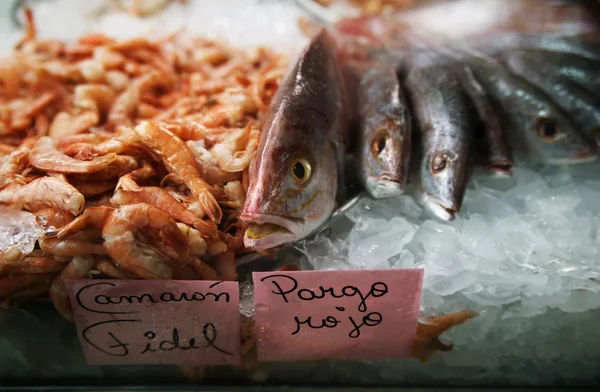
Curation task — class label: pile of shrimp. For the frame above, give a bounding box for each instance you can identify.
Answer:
[0,9,288,321]
[317,0,415,16]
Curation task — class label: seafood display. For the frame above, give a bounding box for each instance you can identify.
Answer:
[0,9,288,316]
[280,0,600,226]
[0,5,475,369]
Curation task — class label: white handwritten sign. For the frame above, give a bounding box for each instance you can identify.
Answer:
[66,280,241,366]
[253,269,424,362]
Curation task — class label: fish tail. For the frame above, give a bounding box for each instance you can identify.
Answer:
[411,309,477,362]
[412,337,454,363]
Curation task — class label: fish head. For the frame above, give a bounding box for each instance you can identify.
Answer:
[523,112,597,164]
[242,141,338,250]
[361,117,410,199]
[419,138,470,221]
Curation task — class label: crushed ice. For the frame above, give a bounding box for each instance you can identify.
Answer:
[0,206,45,255]
[296,162,600,316]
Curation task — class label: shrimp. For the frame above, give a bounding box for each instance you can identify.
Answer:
[71,179,117,197]
[0,273,56,298]
[105,70,130,91]
[102,203,190,279]
[215,249,237,281]
[111,175,218,238]
[187,140,240,185]
[29,137,118,174]
[207,239,227,256]
[134,121,221,223]
[0,137,37,186]
[177,223,207,256]
[61,126,141,160]
[222,180,246,209]
[56,134,104,151]
[128,160,155,181]
[220,218,245,250]
[50,256,95,321]
[9,93,56,132]
[40,237,108,257]
[92,257,130,279]
[49,84,116,137]
[164,186,205,218]
[108,72,170,126]
[198,89,257,127]
[188,257,218,280]
[35,208,73,231]
[69,155,138,182]
[54,206,115,239]
[0,176,85,215]
[210,123,259,172]
[161,120,231,143]
[0,254,66,274]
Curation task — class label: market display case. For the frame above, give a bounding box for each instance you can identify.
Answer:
[2,0,600,389]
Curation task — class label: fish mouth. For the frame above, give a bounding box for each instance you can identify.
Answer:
[420,193,457,222]
[544,150,598,165]
[366,175,405,199]
[488,162,513,178]
[241,213,304,250]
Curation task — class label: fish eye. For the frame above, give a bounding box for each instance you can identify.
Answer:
[431,154,449,174]
[290,157,312,184]
[535,117,560,142]
[371,136,386,157]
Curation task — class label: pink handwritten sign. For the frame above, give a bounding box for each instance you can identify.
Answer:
[253,269,423,362]
[66,279,241,366]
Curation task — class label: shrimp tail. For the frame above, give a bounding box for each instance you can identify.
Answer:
[193,218,219,239]
[199,189,222,224]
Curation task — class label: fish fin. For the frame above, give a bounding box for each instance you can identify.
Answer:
[411,309,477,362]
[199,190,223,224]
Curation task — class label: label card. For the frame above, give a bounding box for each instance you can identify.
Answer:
[253,269,424,362]
[66,280,241,366]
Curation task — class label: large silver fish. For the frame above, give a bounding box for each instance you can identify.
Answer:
[241,28,347,250]
[502,49,600,147]
[404,63,474,222]
[352,60,412,198]
[466,56,597,165]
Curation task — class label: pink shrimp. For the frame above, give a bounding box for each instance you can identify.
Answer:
[0,176,85,215]
[54,206,115,239]
[29,136,118,174]
[102,203,190,279]
[50,256,95,320]
[134,121,222,223]
[111,175,218,238]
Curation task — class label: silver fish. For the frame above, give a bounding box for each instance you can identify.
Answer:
[352,60,412,198]
[503,48,600,95]
[454,64,513,177]
[466,56,597,165]
[404,63,473,221]
[241,28,347,250]
[502,49,600,147]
